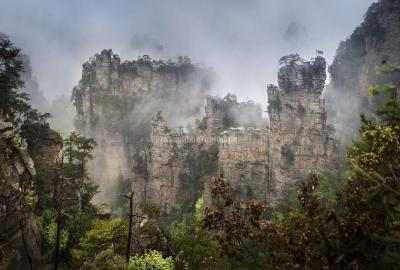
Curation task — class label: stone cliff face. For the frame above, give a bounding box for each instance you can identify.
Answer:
[137,54,336,210]
[20,124,89,212]
[324,0,400,145]
[0,120,40,269]
[218,128,270,202]
[74,50,336,213]
[134,112,196,213]
[0,121,66,268]
[73,50,214,202]
[73,51,212,133]
[268,54,337,200]
[133,96,266,212]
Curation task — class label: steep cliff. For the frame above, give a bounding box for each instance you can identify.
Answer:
[72,50,214,203]
[267,54,337,201]
[20,124,87,212]
[324,0,400,145]
[0,120,40,269]
[74,50,336,214]
[218,128,270,202]
[133,96,266,213]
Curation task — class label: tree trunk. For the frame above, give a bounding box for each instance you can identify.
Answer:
[125,192,134,263]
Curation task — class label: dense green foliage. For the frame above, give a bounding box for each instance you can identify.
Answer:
[80,249,127,270]
[34,131,99,268]
[0,35,28,119]
[168,199,229,270]
[71,219,128,266]
[128,250,174,270]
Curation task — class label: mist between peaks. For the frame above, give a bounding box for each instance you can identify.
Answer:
[150,136,266,146]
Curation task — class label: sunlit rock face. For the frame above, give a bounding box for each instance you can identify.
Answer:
[267,54,337,203]
[325,0,400,145]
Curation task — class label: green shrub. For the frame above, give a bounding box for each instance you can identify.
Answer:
[71,219,128,267]
[128,250,174,270]
[281,144,294,165]
[80,249,127,270]
[11,132,23,149]
[139,201,161,218]
[297,103,306,116]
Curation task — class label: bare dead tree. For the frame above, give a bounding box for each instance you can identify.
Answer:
[122,191,134,263]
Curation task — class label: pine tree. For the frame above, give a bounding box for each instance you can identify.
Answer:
[0,34,29,119]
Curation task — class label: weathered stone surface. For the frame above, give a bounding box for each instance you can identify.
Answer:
[15,148,36,177]
[0,120,41,270]
[131,216,170,255]
[74,48,337,213]
[134,97,267,212]
[268,55,337,202]
[22,123,62,168]
[73,50,213,203]
[134,112,197,213]
[218,128,270,202]
[278,54,326,93]
[324,0,400,145]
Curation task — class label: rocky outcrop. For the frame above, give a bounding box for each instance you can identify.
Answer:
[139,54,337,209]
[324,0,400,145]
[74,49,337,213]
[218,128,270,202]
[141,113,184,212]
[0,120,41,269]
[268,54,337,200]
[134,96,266,212]
[133,112,199,213]
[20,123,84,212]
[131,216,170,255]
[73,50,214,203]
[73,50,213,134]
[21,123,62,168]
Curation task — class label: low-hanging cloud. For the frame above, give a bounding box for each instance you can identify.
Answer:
[0,0,375,105]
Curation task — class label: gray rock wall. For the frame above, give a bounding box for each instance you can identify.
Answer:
[268,55,337,202]
[74,51,337,213]
[325,0,400,145]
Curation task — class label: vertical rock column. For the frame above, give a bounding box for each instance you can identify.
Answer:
[267,54,337,202]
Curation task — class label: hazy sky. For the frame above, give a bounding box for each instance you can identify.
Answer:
[0,0,376,103]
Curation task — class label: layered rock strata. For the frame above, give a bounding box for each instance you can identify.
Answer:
[267,54,337,199]
[218,128,270,202]
[74,50,337,213]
